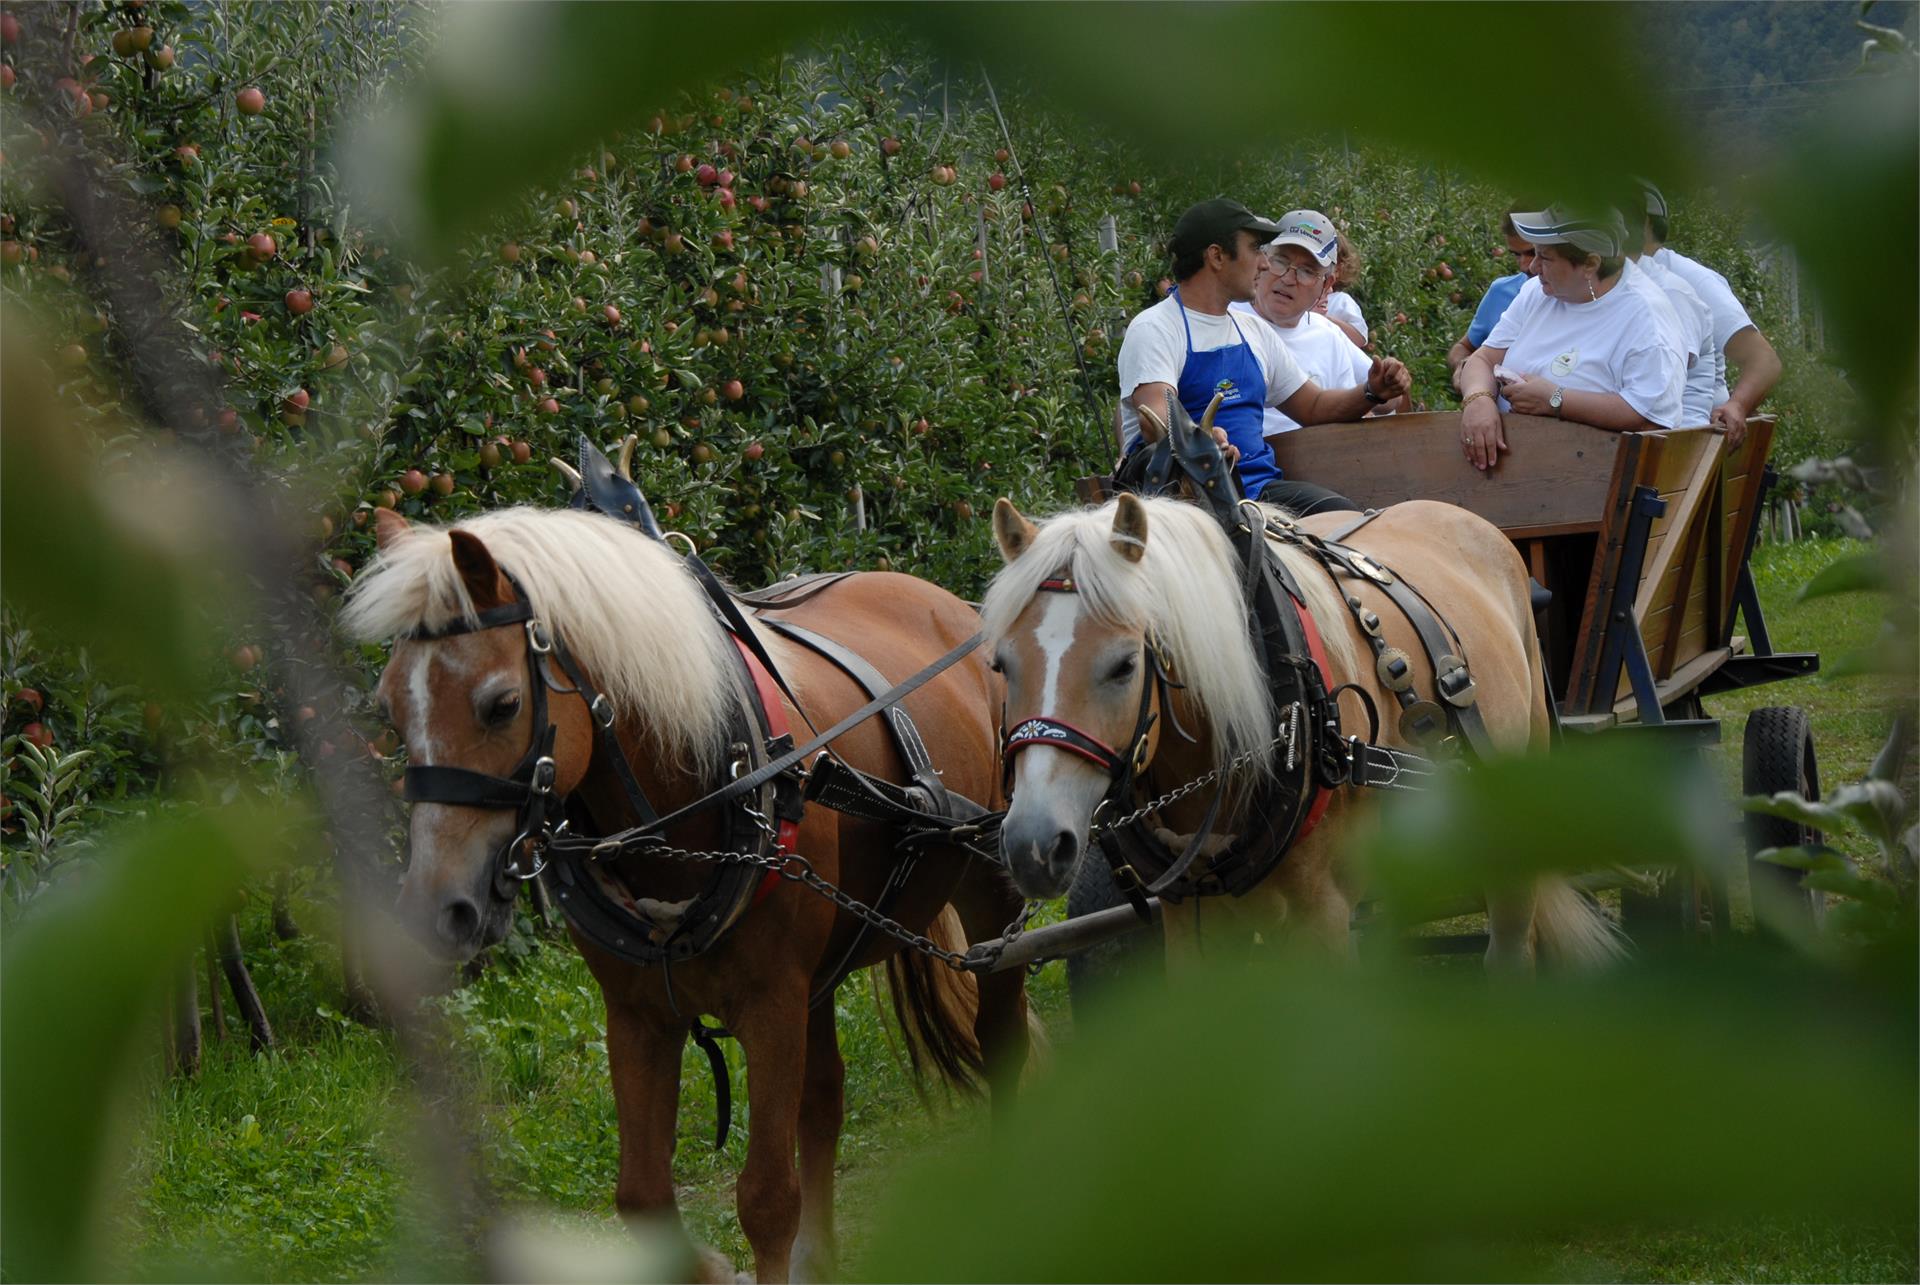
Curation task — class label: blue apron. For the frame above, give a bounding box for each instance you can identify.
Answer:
[1173,289,1279,499]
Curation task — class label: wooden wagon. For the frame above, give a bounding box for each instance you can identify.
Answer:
[1010,413,1824,978]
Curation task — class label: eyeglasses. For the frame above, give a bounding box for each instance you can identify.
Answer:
[1262,258,1327,284]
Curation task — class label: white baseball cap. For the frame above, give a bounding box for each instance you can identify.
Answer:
[1266,209,1340,270]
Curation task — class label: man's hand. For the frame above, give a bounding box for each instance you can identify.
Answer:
[1209,425,1240,469]
[1461,395,1507,472]
[1503,373,1561,417]
[1710,398,1749,448]
[1367,355,1411,401]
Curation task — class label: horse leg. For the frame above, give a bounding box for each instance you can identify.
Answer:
[974,967,1032,1127]
[605,1002,723,1275]
[790,997,844,1283]
[732,988,808,1283]
[1485,887,1540,972]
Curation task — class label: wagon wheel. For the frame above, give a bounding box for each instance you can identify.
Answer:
[1618,694,1730,945]
[1063,854,1161,1017]
[1743,706,1825,937]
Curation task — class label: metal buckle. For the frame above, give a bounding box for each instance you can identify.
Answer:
[590,693,616,728]
[1374,646,1415,692]
[525,620,553,654]
[1349,552,1394,584]
[530,755,557,795]
[1435,654,1478,708]
[1131,733,1152,773]
[1111,863,1142,895]
[663,531,697,557]
[505,828,549,881]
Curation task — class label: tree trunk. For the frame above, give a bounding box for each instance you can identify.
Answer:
[217,915,275,1052]
[170,959,201,1076]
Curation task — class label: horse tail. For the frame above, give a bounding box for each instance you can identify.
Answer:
[1532,877,1629,969]
[883,904,987,1098]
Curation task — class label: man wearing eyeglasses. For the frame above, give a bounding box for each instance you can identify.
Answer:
[1116,199,1411,514]
[1235,210,1414,434]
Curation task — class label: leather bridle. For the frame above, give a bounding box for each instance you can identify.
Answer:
[399,569,640,903]
[999,573,1181,833]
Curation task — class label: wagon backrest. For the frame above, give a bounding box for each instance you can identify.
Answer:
[1265,412,1778,718]
[1566,419,1775,714]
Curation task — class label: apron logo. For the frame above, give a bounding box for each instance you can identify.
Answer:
[1214,377,1241,400]
[1550,349,1578,378]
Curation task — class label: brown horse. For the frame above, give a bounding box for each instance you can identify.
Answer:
[341,504,1029,1282]
[983,492,1623,969]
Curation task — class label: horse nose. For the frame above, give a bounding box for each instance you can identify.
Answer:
[1002,818,1080,899]
[435,896,481,954]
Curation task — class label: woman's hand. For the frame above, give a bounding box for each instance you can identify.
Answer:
[1503,373,1562,417]
[1209,426,1241,469]
[1461,394,1507,471]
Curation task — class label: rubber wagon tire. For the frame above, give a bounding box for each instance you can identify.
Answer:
[1063,851,1161,1017]
[1743,706,1824,935]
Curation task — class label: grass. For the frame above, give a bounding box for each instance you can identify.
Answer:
[110,537,1912,1282]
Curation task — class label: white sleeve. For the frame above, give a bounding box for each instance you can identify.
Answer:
[1327,292,1369,342]
[1342,333,1373,387]
[1116,305,1185,400]
[1484,279,1539,351]
[1617,342,1686,429]
[1671,257,1755,352]
[1254,326,1310,407]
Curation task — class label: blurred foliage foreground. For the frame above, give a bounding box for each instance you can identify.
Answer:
[1,2,1916,1282]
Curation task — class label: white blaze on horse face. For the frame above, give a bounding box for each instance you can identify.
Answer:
[405,646,441,765]
[1034,591,1080,720]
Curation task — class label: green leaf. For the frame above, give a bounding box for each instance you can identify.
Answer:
[1,803,298,1282]
[1797,551,1889,601]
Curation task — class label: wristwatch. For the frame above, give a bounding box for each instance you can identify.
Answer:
[1549,385,1565,417]
[1363,381,1384,405]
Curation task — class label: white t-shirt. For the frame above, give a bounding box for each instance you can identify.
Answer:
[1324,290,1369,343]
[1484,263,1686,429]
[1635,254,1721,426]
[1653,246,1756,406]
[1231,302,1370,434]
[1116,293,1309,450]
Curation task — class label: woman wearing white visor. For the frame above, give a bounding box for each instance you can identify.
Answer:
[1456,205,1687,472]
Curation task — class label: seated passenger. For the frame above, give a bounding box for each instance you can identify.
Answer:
[1319,231,1369,349]
[1615,184,1719,427]
[1457,205,1687,471]
[1232,210,1412,429]
[1447,206,1541,387]
[1114,198,1411,513]
[1641,182,1782,447]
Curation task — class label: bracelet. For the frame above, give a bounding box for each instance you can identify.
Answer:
[1461,389,1494,410]
[1363,382,1383,404]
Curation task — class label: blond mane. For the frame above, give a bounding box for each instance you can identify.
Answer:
[339,506,735,770]
[980,496,1358,775]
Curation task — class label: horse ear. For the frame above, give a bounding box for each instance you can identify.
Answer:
[1110,493,1149,563]
[992,497,1039,564]
[372,508,410,551]
[447,530,506,610]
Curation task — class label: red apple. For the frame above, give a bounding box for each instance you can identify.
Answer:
[235,86,266,116]
[722,379,744,401]
[14,688,42,713]
[499,241,521,263]
[538,396,559,416]
[603,304,621,325]
[510,441,531,463]
[283,388,310,413]
[430,473,454,496]
[742,440,764,461]
[881,136,901,156]
[695,162,717,187]
[247,232,276,262]
[830,140,851,159]
[399,469,428,495]
[988,172,1006,191]
[284,288,313,315]
[20,722,53,749]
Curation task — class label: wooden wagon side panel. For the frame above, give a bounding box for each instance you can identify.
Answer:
[1266,413,1622,536]
[1629,430,1724,686]
[1567,433,1654,711]
[1716,417,1776,643]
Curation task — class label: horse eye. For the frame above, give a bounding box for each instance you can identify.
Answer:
[486,692,523,725]
[1106,654,1138,683]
